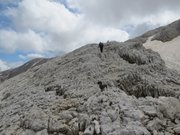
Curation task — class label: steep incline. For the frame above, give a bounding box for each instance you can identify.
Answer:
[0,39,180,134]
[127,19,180,73]
[127,19,180,44]
[143,36,180,72]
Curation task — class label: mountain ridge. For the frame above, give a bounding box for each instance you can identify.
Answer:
[127,19,180,44]
[0,20,180,135]
[0,58,50,83]
[1,19,180,83]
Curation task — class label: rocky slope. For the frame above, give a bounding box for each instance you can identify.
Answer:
[127,19,180,44]
[0,58,49,83]
[129,19,180,72]
[143,35,180,73]
[0,20,180,135]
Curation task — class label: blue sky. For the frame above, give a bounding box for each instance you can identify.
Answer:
[0,0,180,71]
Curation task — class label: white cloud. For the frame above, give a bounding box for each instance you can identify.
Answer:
[67,0,180,25]
[0,59,10,71]
[19,53,45,60]
[67,0,180,37]
[0,0,129,54]
[143,10,180,26]
[0,0,179,56]
[0,59,24,72]
[9,61,24,69]
[7,0,80,32]
[0,29,47,53]
[82,26,129,44]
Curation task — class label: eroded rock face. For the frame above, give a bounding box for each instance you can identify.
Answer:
[115,42,179,98]
[0,20,180,135]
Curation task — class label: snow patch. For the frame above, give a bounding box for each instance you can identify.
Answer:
[143,36,180,72]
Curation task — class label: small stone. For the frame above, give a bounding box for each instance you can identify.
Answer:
[48,116,63,132]
[59,124,70,133]
[59,111,73,121]
[175,119,180,124]
[147,118,163,132]
[157,132,164,135]
[36,129,48,135]
[68,118,79,135]
[92,120,101,135]
[78,114,90,131]
[83,124,95,135]
[153,130,158,135]
[173,125,180,134]
[79,132,84,135]
[68,107,77,111]
[164,132,171,135]
[107,109,118,122]
[20,130,35,135]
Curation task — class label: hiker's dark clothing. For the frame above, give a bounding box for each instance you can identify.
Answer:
[98,42,104,53]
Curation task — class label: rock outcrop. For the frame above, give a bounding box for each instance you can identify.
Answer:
[0,20,180,135]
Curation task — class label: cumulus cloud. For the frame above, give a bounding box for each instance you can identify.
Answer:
[82,26,129,44]
[0,0,179,57]
[7,0,79,32]
[67,0,180,37]
[0,0,129,54]
[0,29,48,53]
[67,0,180,25]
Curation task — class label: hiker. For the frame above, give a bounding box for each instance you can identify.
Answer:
[106,40,110,46]
[98,42,104,53]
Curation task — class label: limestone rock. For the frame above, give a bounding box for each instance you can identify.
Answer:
[92,120,101,135]
[158,97,180,120]
[173,124,180,134]
[83,124,95,135]
[48,116,64,132]
[147,118,163,132]
[36,129,48,135]
[20,130,35,135]
[78,114,91,132]
[59,111,74,121]
[68,118,79,135]
[20,107,48,132]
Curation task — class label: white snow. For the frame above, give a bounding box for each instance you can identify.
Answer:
[143,36,180,72]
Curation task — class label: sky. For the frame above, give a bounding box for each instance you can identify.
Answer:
[0,0,180,71]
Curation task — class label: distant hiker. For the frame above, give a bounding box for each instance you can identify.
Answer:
[106,40,110,46]
[98,42,104,53]
[97,81,107,92]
